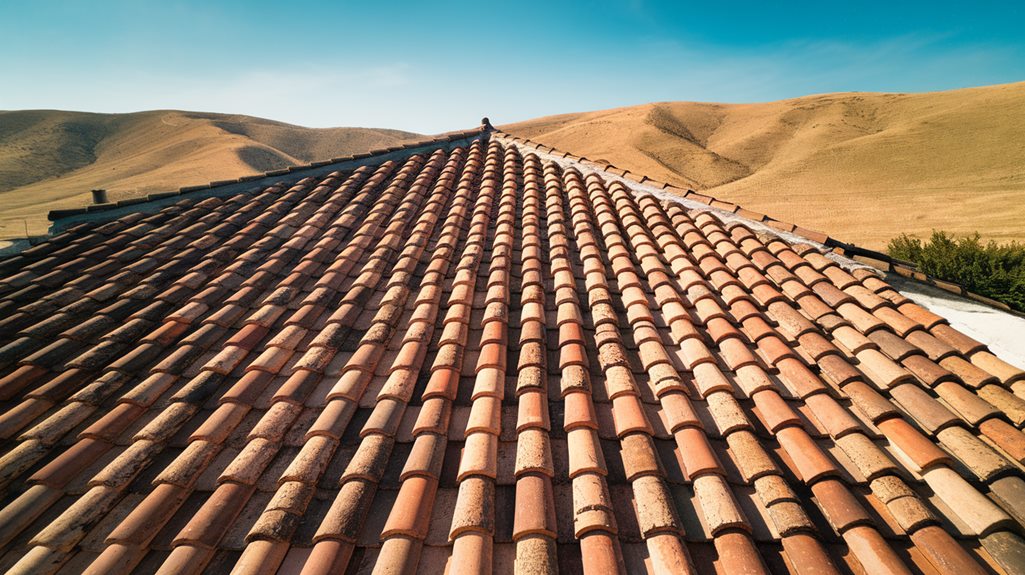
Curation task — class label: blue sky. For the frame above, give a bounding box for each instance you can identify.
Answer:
[2,0,1023,133]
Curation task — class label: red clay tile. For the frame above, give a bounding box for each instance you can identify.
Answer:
[174,481,254,546]
[28,438,111,488]
[423,367,460,401]
[466,395,502,435]
[898,302,946,330]
[620,432,663,480]
[632,474,682,536]
[79,402,145,441]
[381,475,438,538]
[603,364,637,398]
[157,544,214,575]
[931,324,986,355]
[811,479,871,533]
[719,338,759,370]
[753,390,802,432]
[775,357,829,398]
[228,323,271,350]
[856,349,915,389]
[457,432,499,480]
[559,342,588,370]
[756,335,797,366]
[563,391,598,431]
[106,483,189,544]
[572,473,617,537]
[450,476,496,538]
[842,525,912,574]
[776,427,839,484]
[909,525,991,575]
[611,395,653,437]
[579,531,625,573]
[713,530,769,574]
[191,403,249,443]
[923,466,1014,536]
[890,384,960,433]
[780,533,841,574]
[302,539,356,574]
[727,430,779,482]
[516,390,550,431]
[567,428,606,478]
[979,419,1025,464]
[694,473,749,534]
[513,474,558,539]
[673,427,722,479]
[939,355,999,388]
[935,426,1012,481]
[876,418,951,471]
[901,354,956,386]
[815,355,862,388]
[971,351,1025,384]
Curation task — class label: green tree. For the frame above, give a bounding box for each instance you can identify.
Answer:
[887,231,1025,312]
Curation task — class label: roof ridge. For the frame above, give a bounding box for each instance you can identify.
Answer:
[491,128,1017,314]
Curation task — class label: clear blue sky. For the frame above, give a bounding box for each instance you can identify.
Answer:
[2,0,1023,133]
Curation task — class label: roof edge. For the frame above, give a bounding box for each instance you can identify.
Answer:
[493,128,1019,316]
[46,125,491,234]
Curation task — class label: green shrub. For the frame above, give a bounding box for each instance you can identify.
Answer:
[887,231,1025,312]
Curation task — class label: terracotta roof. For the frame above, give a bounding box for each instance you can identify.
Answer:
[1,126,1025,575]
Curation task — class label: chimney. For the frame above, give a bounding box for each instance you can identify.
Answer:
[91,189,108,204]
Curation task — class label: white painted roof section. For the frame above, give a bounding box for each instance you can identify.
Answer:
[889,275,1025,365]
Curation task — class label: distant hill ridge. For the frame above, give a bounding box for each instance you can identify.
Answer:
[0,110,419,237]
[503,81,1025,249]
[3,82,1024,247]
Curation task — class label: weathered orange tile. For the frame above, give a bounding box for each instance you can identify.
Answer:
[776,427,839,484]
[563,391,598,431]
[381,475,438,538]
[876,418,951,471]
[611,395,653,437]
[513,474,557,539]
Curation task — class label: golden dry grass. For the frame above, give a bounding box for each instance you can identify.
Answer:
[0,110,419,238]
[503,82,1025,250]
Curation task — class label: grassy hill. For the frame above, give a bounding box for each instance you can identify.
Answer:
[4,83,1023,248]
[503,82,1025,249]
[0,110,419,238]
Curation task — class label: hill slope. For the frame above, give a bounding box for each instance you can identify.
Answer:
[0,110,419,237]
[503,82,1025,249]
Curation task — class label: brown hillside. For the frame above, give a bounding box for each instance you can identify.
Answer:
[0,110,419,238]
[503,82,1025,249]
